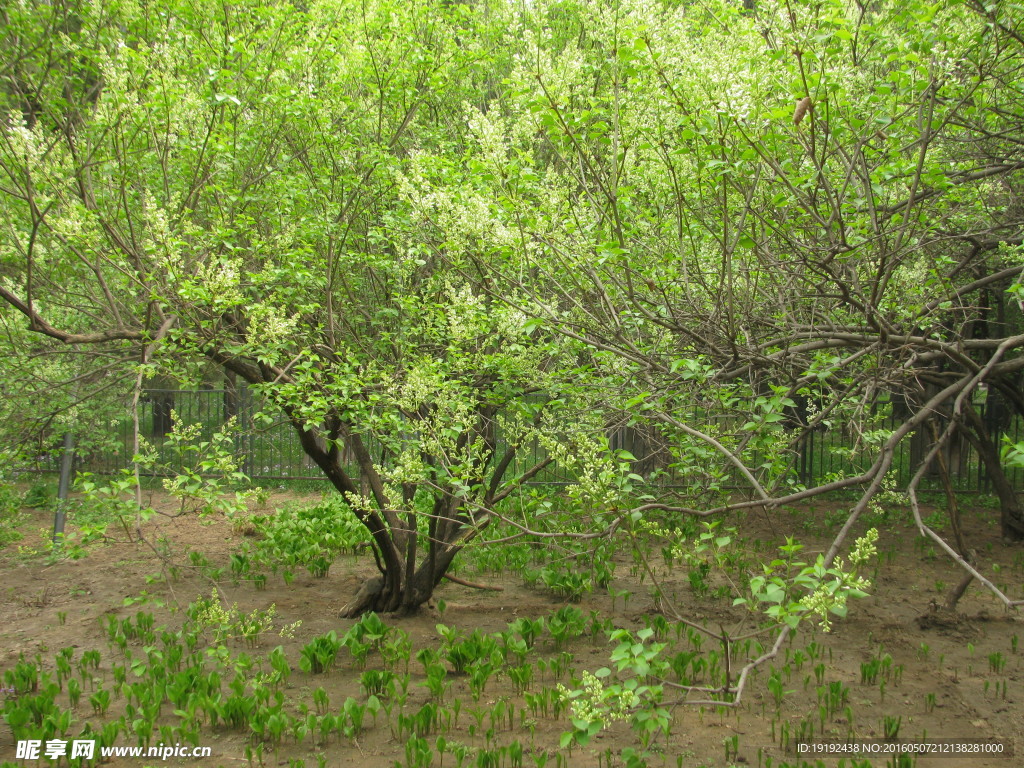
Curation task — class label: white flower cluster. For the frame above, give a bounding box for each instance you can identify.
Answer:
[386,447,429,486]
[397,361,442,413]
[717,81,752,122]
[4,111,43,164]
[92,39,132,125]
[48,201,88,240]
[799,528,878,632]
[246,302,299,349]
[178,257,244,310]
[397,154,517,257]
[445,282,487,343]
[466,104,510,169]
[848,526,879,567]
[558,671,639,729]
[141,191,186,267]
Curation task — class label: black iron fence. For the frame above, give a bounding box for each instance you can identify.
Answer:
[32,389,1024,492]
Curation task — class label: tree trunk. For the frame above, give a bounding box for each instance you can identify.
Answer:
[213,360,501,620]
[962,405,1024,541]
[151,391,175,436]
[339,544,462,617]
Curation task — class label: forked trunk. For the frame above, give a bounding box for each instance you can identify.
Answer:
[339,547,461,618]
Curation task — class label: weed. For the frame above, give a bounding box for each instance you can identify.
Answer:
[0,478,27,549]
[188,590,297,647]
[23,481,56,510]
[342,612,391,668]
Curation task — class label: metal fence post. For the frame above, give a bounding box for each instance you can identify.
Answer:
[52,432,75,544]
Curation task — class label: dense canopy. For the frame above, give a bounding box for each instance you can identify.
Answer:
[2,0,1024,620]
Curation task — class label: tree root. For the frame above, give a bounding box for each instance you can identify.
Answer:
[339,576,383,618]
[442,573,504,591]
[338,571,503,618]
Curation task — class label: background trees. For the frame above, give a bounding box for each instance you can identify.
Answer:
[408,0,1024,607]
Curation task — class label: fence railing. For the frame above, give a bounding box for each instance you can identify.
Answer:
[34,389,1024,493]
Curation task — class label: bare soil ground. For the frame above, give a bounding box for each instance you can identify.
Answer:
[1,489,1022,768]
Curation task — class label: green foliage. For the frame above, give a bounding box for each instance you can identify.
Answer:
[248,497,369,579]
[0,313,128,471]
[436,625,500,675]
[360,669,396,698]
[136,416,256,518]
[0,478,26,549]
[0,0,1019,632]
[187,590,300,648]
[299,632,343,675]
[0,0,639,613]
[508,617,545,651]
[22,481,55,510]
[734,529,879,632]
[540,565,591,602]
[558,627,669,752]
[546,606,585,651]
[1001,437,1024,470]
[73,470,151,543]
[341,612,392,669]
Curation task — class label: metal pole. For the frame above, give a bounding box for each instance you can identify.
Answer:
[52,432,75,544]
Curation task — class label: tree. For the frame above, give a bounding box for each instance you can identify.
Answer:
[0,0,632,614]
[401,0,1024,700]
[4,0,1022,642]
[0,306,131,467]
[546,0,1023,540]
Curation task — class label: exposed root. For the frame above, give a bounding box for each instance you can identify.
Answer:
[916,603,980,639]
[442,573,504,591]
[339,576,383,618]
[338,571,503,618]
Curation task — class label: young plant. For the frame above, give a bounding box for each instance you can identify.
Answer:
[299,632,342,674]
[547,606,585,651]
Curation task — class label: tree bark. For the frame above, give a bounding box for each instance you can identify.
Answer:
[962,404,1024,541]
[339,542,464,617]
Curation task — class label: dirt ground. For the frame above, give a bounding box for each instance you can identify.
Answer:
[1,488,1021,768]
